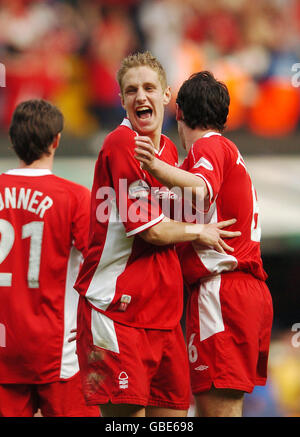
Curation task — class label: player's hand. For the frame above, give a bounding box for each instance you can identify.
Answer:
[134,136,157,172]
[193,218,241,254]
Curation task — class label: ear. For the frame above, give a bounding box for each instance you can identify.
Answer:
[163,86,171,106]
[175,104,183,121]
[52,133,61,151]
[119,92,126,109]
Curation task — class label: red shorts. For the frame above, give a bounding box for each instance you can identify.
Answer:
[186,271,273,394]
[0,372,100,417]
[76,296,190,410]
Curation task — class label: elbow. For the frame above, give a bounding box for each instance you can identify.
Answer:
[140,224,167,246]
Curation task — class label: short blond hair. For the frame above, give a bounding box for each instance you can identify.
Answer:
[117,51,167,96]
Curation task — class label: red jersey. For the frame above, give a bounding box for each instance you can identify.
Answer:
[74,119,183,329]
[177,132,267,284]
[0,169,91,383]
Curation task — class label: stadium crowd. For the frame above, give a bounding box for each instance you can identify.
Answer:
[0,0,300,138]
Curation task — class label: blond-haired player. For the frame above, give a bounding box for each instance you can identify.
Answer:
[74,53,239,417]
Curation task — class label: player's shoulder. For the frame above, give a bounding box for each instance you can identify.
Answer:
[50,174,90,197]
[105,124,135,143]
[220,136,242,165]
[220,135,239,152]
[194,134,238,157]
[102,123,135,155]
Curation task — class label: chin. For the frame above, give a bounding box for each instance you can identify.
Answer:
[137,124,156,136]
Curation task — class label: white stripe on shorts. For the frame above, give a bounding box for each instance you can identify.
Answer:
[91,309,120,353]
[198,275,225,341]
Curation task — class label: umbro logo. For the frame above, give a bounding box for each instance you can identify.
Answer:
[194,364,209,371]
[193,157,213,171]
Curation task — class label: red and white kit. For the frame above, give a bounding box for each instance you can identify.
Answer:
[0,169,98,416]
[74,119,190,409]
[178,132,273,394]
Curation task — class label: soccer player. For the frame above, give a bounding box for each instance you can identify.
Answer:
[134,71,273,417]
[0,99,99,417]
[74,52,240,417]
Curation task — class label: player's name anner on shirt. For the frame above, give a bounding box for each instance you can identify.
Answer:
[0,187,53,218]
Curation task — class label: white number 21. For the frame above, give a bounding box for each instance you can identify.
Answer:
[0,219,44,288]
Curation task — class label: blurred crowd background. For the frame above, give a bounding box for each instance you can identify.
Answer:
[0,0,300,139]
[0,0,300,418]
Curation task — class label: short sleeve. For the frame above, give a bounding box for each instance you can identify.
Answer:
[182,137,225,208]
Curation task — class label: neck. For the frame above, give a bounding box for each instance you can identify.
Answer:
[183,126,220,152]
[150,132,161,151]
[145,125,162,152]
[19,154,54,171]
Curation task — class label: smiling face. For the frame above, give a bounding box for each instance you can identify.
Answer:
[120,66,171,147]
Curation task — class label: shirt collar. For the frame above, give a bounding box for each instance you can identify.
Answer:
[121,117,134,130]
[202,131,222,138]
[5,168,52,176]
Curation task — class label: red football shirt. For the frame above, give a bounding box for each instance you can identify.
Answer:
[0,169,91,383]
[74,119,183,329]
[177,132,267,284]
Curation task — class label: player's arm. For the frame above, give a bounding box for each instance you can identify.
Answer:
[71,186,91,257]
[134,136,208,202]
[140,217,240,254]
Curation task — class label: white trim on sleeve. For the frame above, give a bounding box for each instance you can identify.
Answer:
[126,213,165,237]
[193,173,214,203]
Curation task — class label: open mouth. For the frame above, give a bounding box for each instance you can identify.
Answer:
[136,108,152,119]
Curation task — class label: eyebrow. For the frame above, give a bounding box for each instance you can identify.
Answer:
[124,82,157,93]
[124,85,137,92]
[143,82,156,88]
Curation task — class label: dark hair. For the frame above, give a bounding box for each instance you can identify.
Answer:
[176,71,230,131]
[9,99,64,165]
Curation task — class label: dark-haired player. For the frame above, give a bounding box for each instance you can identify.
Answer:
[0,99,99,417]
[135,71,273,417]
